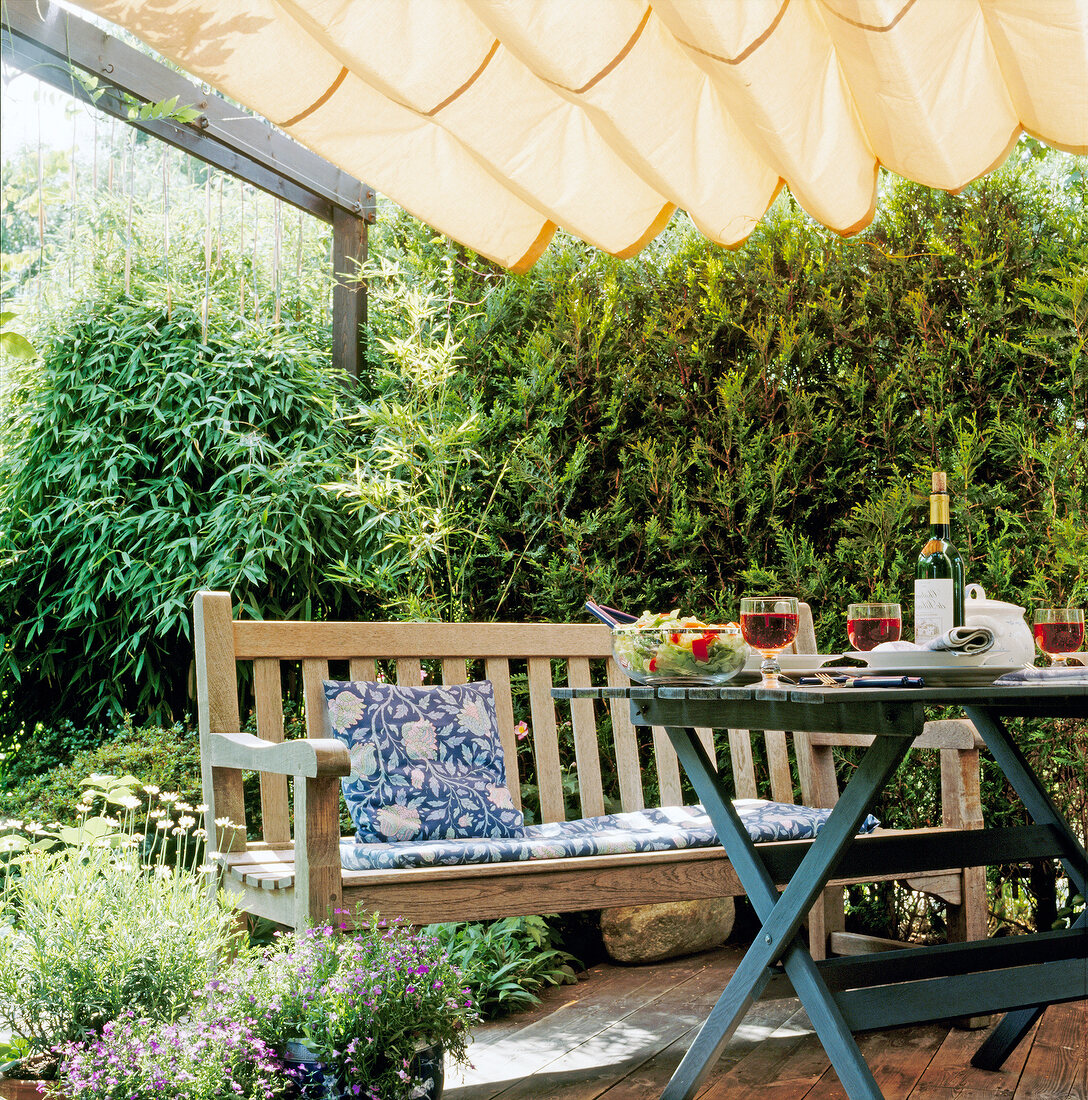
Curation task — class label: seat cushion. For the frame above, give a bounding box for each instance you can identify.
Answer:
[324,679,524,844]
[339,800,880,870]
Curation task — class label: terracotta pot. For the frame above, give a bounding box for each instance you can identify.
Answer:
[0,1075,57,1100]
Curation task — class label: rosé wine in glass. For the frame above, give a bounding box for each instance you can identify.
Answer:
[847,603,902,652]
[1032,608,1085,665]
[740,597,799,689]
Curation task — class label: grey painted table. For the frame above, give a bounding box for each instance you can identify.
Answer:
[552,681,1088,1100]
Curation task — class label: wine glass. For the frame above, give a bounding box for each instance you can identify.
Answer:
[847,602,902,651]
[740,596,800,688]
[1032,608,1086,666]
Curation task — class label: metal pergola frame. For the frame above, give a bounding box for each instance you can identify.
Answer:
[1,0,375,380]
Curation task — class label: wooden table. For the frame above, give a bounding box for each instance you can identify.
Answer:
[552,681,1088,1100]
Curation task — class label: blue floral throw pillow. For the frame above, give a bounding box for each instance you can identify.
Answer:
[323,679,524,844]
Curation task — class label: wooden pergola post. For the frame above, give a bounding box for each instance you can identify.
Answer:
[2,0,375,381]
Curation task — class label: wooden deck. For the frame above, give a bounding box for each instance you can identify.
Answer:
[447,943,1087,1099]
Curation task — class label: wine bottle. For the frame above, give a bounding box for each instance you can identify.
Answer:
[914,471,965,641]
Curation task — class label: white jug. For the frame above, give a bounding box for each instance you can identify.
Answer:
[964,583,1035,664]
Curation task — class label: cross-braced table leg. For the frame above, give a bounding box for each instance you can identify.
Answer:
[964,706,1088,1071]
[660,726,914,1100]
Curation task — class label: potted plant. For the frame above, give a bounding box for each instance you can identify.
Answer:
[211,913,478,1100]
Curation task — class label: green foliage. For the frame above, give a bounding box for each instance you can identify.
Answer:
[0,831,241,1064]
[428,916,579,1018]
[0,273,374,730]
[0,718,203,828]
[452,165,1087,634]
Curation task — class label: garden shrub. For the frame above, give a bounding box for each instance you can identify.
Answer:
[0,718,204,826]
[0,836,242,1071]
[0,273,375,733]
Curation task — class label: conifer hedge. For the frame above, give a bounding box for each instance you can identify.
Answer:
[1,156,1084,727]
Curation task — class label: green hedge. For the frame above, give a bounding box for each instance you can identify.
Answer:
[1,155,1084,862]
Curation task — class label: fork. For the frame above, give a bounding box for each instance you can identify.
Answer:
[814,672,846,686]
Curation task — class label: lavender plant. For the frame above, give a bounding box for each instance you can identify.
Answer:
[56,1012,289,1100]
[209,914,478,1100]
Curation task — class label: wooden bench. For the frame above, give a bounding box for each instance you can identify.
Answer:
[194,591,986,959]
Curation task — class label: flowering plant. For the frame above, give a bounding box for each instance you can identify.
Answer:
[211,914,478,1099]
[56,1012,289,1100]
[0,775,242,1080]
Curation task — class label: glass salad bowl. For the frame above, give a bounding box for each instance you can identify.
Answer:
[611,614,750,685]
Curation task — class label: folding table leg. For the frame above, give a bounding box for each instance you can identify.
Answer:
[661,727,913,1100]
[964,706,1088,1070]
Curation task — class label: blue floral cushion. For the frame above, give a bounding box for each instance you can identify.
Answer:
[323,679,524,843]
[339,800,880,870]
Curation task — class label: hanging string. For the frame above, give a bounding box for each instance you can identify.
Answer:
[36,87,44,314]
[273,198,282,326]
[216,174,224,270]
[202,171,212,345]
[68,105,77,291]
[124,129,135,297]
[162,143,171,319]
[295,209,303,321]
[251,190,260,320]
[238,183,246,316]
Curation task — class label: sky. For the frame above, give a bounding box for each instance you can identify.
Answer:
[1,62,99,159]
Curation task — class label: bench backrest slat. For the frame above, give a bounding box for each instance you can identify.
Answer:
[728,728,759,800]
[567,658,606,819]
[254,657,291,846]
[606,658,644,812]
[302,658,330,739]
[485,657,521,811]
[651,726,684,806]
[349,657,377,681]
[765,729,795,803]
[527,657,566,823]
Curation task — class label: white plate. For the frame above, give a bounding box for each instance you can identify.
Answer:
[853,649,1008,670]
[836,649,1025,685]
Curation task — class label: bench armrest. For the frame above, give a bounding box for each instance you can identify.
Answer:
[208,731,351,778]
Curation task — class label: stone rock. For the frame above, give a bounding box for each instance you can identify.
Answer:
[600,897,735,964]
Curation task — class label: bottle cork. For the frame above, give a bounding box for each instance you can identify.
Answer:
[932,471,947,493]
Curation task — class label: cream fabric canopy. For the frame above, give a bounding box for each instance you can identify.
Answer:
[75,0,1088,271]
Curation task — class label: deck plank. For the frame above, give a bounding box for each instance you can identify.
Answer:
[444,944,1087,1100]
[1013,1002,1088,1100]
[911,1014,1038,1100]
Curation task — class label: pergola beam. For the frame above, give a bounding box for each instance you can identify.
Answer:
[1,0,373,378]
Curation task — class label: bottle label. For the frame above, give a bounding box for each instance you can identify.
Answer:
[915,579,954,641]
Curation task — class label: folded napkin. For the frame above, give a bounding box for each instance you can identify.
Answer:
[873,626,995,655]
[994,664,1088,685]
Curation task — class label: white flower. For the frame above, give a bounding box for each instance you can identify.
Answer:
[177,815,196,829]
[142,785,161,795]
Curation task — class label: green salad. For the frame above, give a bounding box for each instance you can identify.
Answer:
[612,611,749,681]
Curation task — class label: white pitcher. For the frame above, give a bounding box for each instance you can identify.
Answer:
[964,583,1035,664]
